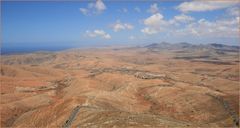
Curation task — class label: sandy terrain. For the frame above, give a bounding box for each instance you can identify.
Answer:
[1,43,239,127]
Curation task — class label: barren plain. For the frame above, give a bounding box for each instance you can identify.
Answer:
[1,42,239,127]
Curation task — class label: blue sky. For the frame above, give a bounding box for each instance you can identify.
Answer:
[2,0,240,48]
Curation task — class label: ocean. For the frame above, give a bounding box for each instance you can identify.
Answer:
[1,45,75,55]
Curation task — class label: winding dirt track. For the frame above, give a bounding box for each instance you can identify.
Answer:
[1,46,239,127]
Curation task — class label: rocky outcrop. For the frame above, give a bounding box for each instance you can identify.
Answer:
[134,72,166,79]
[62,106,80,128]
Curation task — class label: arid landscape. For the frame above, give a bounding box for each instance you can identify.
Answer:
[1,42,239,127]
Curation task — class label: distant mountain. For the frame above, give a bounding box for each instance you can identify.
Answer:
[144,42,172,49]
[144,42,195,51]
[208,43,240,52]
[144,42,239,53]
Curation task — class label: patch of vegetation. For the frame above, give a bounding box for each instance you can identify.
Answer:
[144,94,151,101]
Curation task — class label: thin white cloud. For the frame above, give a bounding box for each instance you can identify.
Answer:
[79,8,88,15]
[141,13,169,35]
[111,21,134,32]
[95,0,106,12]
[80,0,106,15]
[86,30,111,39]
[173,14,195,23]
[118,8,128,13]
[141,15,239,44]
[147,3,159,14]
[141,11,239,38]
[143,13,165,27]
[175,17,239,38]
[123,8,128,13]
[141,27,158,35]
[177,1,239,12]
[134,7,141,12]
[129,36,135,40]
[226,6,240,16]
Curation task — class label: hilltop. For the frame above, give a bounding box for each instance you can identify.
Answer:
[1,43,239,127]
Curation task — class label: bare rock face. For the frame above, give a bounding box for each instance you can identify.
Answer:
[134,72,166,79]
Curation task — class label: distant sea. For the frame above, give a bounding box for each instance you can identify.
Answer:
[1,45,75,55]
